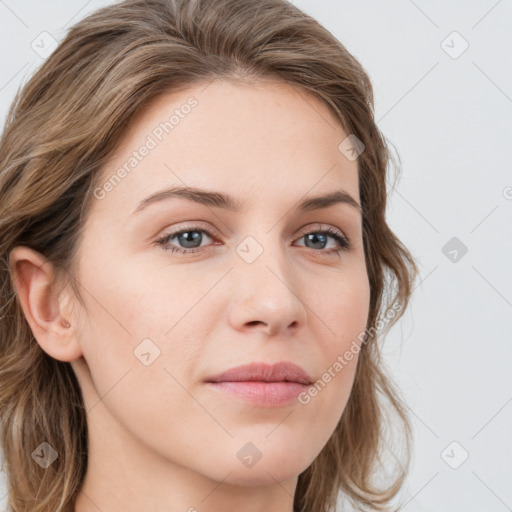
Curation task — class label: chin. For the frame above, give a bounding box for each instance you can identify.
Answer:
[221,461,306,487]
[206,438,315,487]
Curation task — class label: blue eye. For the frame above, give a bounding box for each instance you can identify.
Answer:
[295,227,351,253]
[156,228,213,253]
[156,225,351,255]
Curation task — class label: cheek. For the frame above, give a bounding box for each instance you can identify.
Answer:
[315,265,370,352]
[74,272,206,461]
[73,259,218,430]
[291,267,370,440]
[312,272,369,398]
[76,257,207,357]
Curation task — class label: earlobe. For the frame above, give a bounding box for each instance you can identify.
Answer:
[8,246,83,362]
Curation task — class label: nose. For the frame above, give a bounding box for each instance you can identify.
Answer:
[227,240,307,337]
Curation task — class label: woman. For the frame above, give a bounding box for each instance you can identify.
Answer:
[0,0,418,511]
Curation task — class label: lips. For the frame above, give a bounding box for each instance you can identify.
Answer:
[204,361,314,407]
[205,361,314,385]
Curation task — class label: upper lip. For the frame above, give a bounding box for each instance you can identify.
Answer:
[205,362,314,385]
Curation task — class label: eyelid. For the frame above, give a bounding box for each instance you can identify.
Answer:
[158,221,222,239]
[157,222,347,242]
[295,222,346,238]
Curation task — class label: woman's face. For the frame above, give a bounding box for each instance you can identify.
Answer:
[70,78,370,486]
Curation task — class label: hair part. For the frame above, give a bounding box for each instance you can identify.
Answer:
[0,0,418,510]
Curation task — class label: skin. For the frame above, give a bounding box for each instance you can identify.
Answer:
[10,78,370,512]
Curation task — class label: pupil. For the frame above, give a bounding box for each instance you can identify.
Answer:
[306,233,327,249]
[179,231,201,248]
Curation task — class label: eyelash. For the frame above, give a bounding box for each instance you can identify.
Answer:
[155,224,352,256]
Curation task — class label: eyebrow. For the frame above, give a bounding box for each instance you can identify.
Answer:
[132,186,362,215]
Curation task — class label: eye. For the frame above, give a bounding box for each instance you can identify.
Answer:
[294,225,352,255]
[155,224,352,255]
[156,226,215,254]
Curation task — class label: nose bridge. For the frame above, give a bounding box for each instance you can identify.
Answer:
[235,227,290,288]
[228,227,306,334]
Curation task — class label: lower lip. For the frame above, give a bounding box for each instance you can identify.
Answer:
[205,381,309,407]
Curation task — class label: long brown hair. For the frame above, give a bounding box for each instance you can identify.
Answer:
[0,0,418,510]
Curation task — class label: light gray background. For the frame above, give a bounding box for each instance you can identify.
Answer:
[1,1,511,511]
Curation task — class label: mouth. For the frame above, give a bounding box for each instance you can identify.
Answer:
[204,361,314,407]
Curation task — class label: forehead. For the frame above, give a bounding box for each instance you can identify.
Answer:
[92,78,360,216]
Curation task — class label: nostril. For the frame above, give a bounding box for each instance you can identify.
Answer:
[247,320,265,327]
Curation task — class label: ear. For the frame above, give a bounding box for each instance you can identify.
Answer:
[8,245,83,362]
